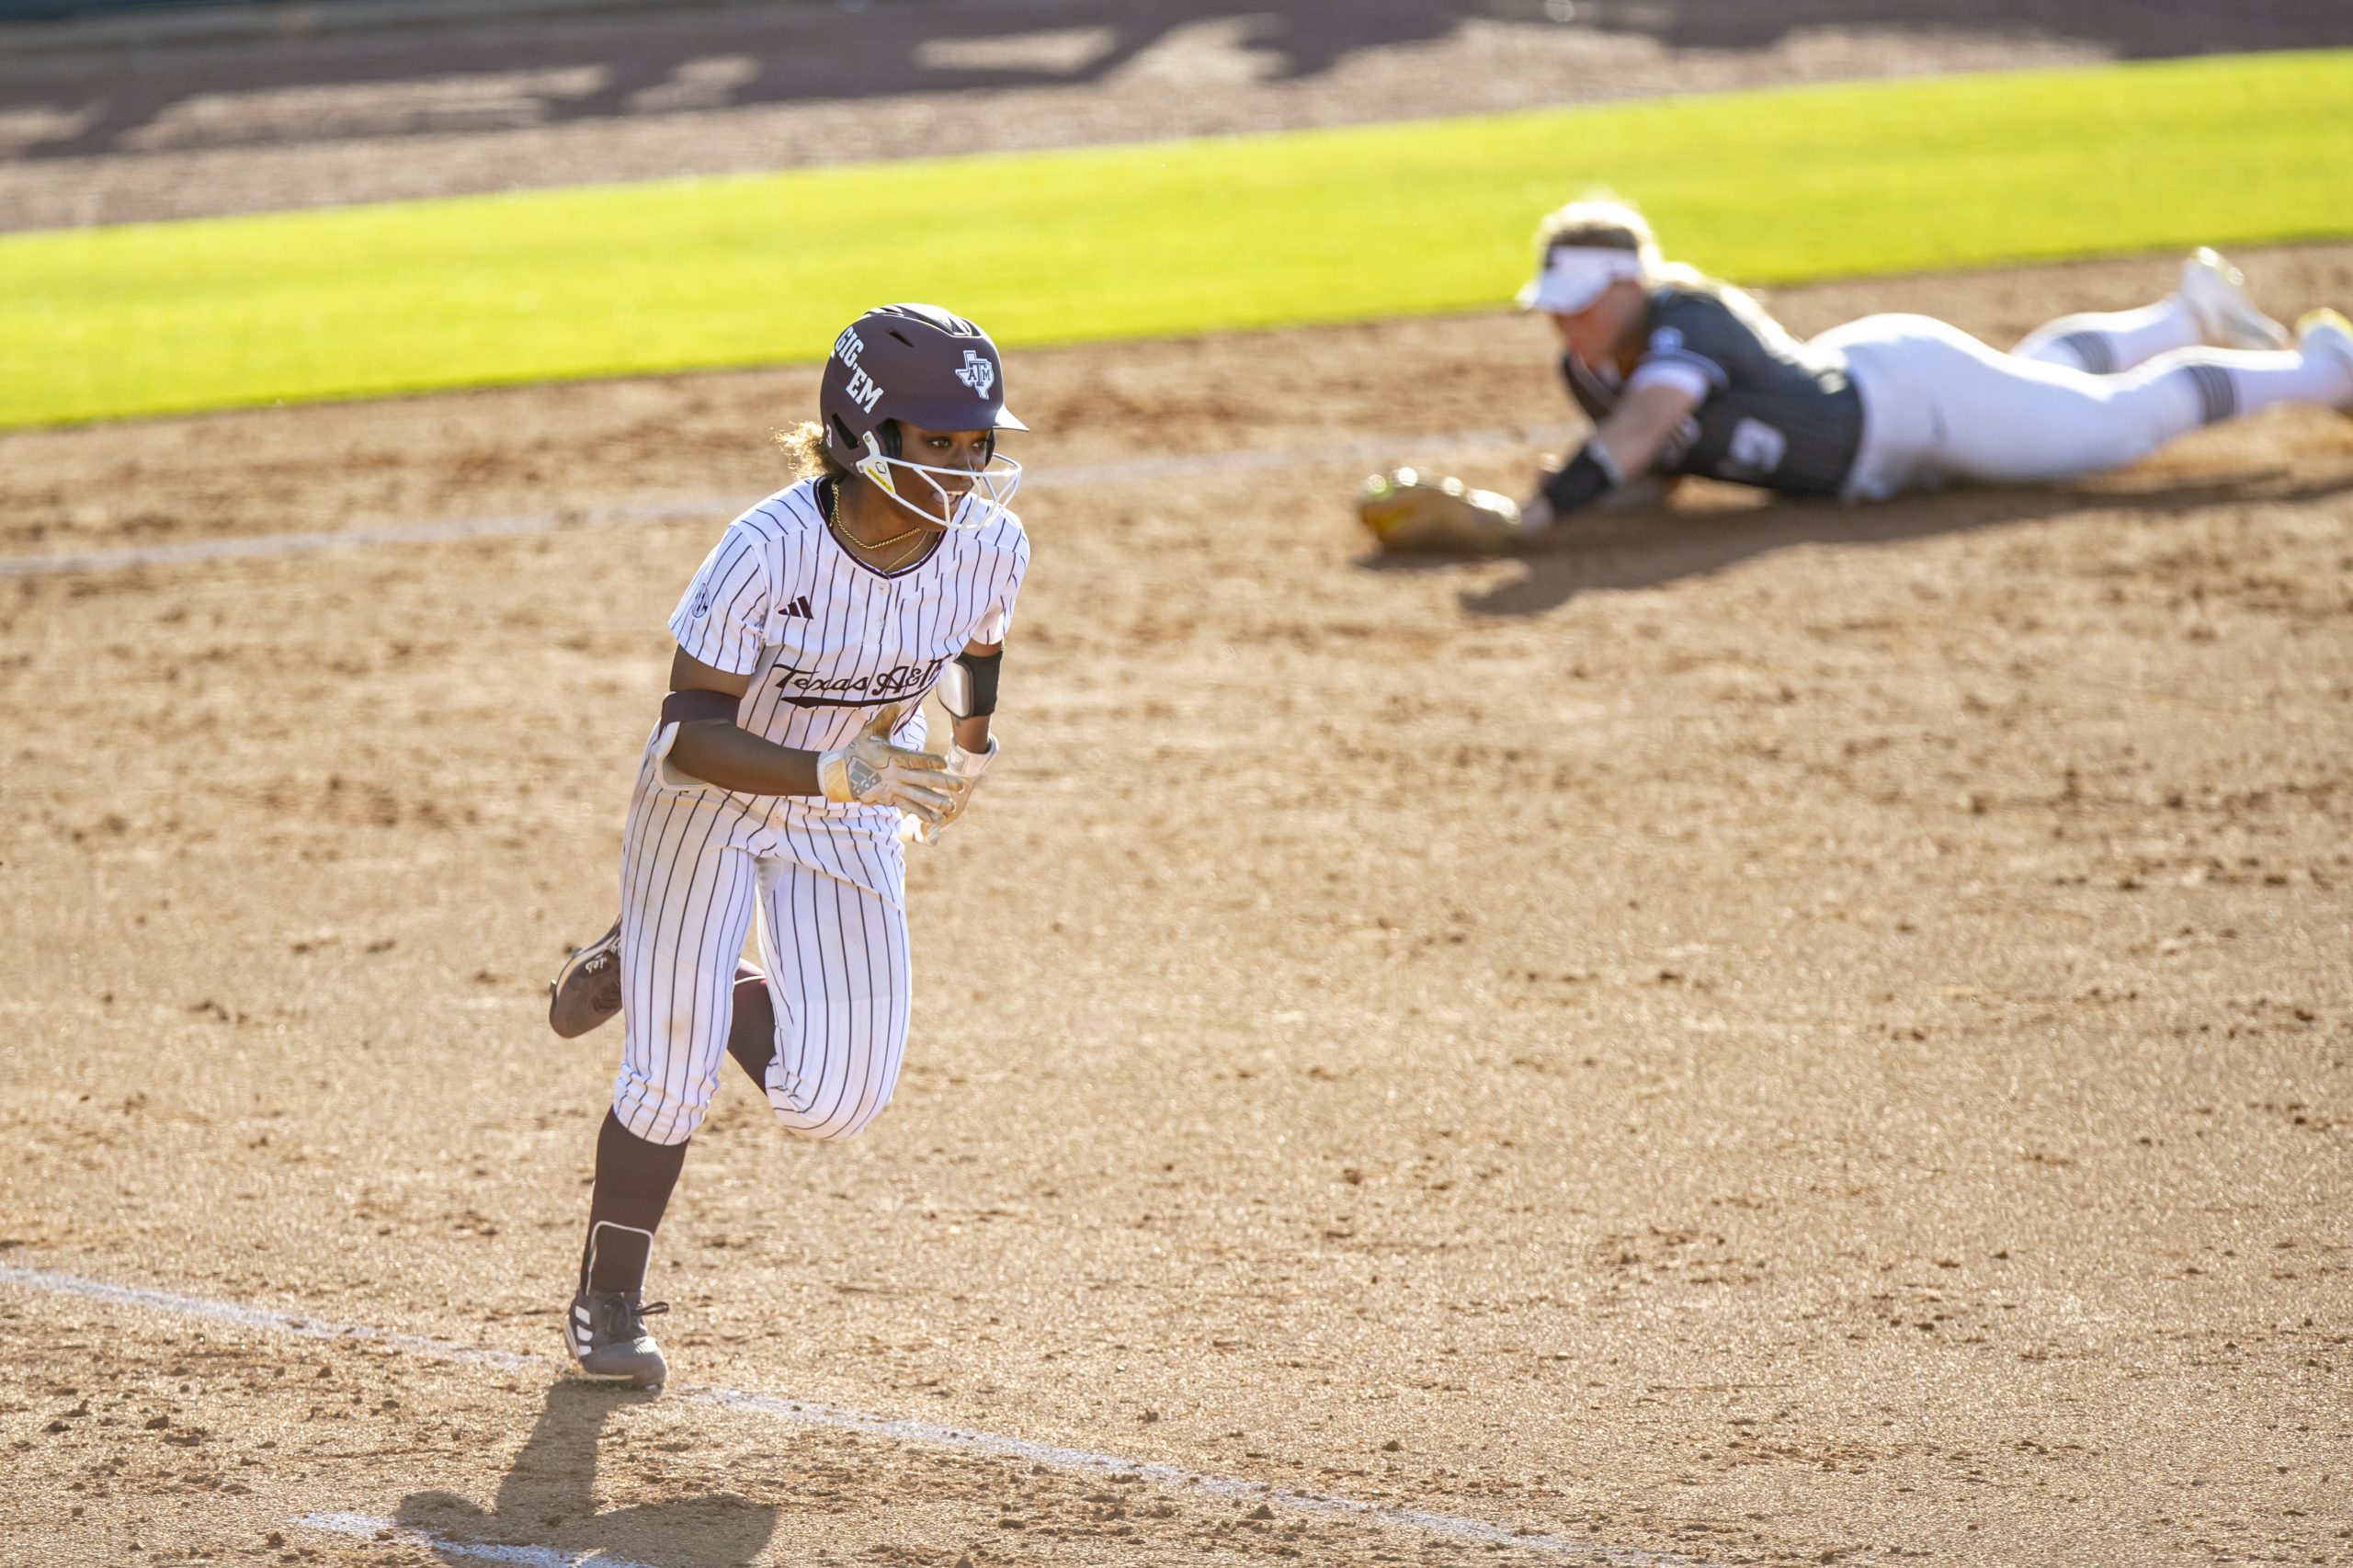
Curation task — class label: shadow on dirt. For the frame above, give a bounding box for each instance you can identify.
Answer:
[6,0,1477,156]
[1357,463,2353,619]
[1563,0,2353,59]
[9,0,2350,162]
[395,1380,779,1568]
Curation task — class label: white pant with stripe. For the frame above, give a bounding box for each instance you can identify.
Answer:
[610,755,910,1148]
[1820,312,2348,502]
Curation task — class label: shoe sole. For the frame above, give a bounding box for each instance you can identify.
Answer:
[547,924,624,1039]
[563,1327,666,1388]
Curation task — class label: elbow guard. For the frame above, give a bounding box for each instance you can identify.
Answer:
[659,688,742,727]
[1540,440,1623,519]
[938,649,1002,720]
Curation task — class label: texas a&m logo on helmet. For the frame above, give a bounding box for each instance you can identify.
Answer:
[952,349,995,398]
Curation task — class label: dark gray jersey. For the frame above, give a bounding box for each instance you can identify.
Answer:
[1562,284,1864,497]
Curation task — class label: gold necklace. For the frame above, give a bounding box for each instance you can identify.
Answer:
[826,479,928,566]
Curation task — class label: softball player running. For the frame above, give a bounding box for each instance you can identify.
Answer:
[1499,197,2353,535]
[547,302,1029,1387]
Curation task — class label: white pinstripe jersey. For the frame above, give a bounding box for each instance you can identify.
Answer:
[642,479,1029,900]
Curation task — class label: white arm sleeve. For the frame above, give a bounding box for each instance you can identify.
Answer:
[1625,358,1715,405]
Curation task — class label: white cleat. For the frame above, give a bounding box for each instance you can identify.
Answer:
[2178,247,2290,351]
[2295,309,2353,416]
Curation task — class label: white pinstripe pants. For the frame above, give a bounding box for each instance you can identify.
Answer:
[610,767,910,1148]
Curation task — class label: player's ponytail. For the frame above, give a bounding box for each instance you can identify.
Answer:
[1533,194,1655,268]
[774,421,851,483]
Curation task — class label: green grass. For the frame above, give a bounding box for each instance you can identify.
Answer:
[5,50,2351,429]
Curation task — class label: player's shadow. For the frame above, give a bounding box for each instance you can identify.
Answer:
[5,0,1481,162]
[15,0,2349,165]
[1361,465,2353,619]
[395,1380,779,1568]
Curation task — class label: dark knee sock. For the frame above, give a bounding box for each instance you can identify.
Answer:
[725,968,776,1089]
[579,1109,688,1294]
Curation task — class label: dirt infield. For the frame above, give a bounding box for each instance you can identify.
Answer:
[5,2,2353,1562]
[3,244,2350,1565]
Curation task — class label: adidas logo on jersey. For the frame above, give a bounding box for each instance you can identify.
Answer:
[779,595,814,619]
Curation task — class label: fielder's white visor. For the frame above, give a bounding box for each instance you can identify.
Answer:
[1516,245,1643,313]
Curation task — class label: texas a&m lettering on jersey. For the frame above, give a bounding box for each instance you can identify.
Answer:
[648,476,1028,895]
[772,654,952,707]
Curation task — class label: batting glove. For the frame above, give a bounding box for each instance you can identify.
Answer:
[903,735,998,846]
[818,707,959,824]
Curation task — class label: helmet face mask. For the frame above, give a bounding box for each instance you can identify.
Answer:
[852,427,1023,532]
[856,428,1021,531]
[821,303,1027,530]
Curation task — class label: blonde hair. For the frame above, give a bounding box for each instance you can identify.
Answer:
[1532,193,1714,293]
[773,420,850,483]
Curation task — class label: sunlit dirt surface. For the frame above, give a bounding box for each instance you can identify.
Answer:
[3,245,2349,1565]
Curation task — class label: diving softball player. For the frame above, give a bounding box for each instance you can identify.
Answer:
[1507,197,2353,531]
[548,302,1029,1387]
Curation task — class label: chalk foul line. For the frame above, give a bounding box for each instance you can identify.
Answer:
[0,1262,1694,1566]
[0,424,1578,580]
[293,1512,649,1567]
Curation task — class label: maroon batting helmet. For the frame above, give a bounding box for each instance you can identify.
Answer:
[820,304,1027,528]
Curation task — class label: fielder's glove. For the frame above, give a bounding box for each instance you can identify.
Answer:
[1357,468,1524,555]
[817,706,963,825]
[901,735,998,846]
